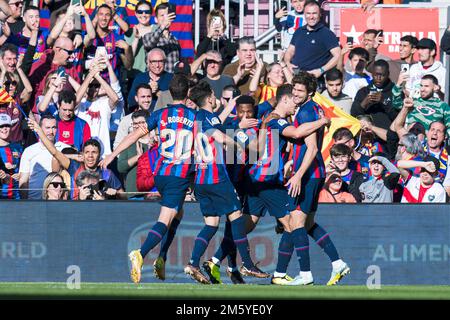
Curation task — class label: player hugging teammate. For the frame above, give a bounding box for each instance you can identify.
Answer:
[102,72,350,285]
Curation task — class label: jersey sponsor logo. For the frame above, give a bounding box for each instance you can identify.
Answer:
[278,119,288,126]
[237,131,248,143]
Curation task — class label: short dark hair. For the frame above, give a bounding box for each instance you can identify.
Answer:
[136,0,152,12]
[332,127,354,142]
[189,82,213,108]
[154,2,169,16]
[222,84,238,93]
[364,29,379,36]
[276,84,293,103]
[330,143,353,157]
[98,4,113,14]
[58,90,76,106]
[132,110,149,120]
[400,35,419,48]
[0,43,18,58]
[169,74,190,101]
[39,114,56,126]
[325,68,343,82]
[373,59,390,72]
[292,71,317,97]
[135,83,152,95]
[304,0,320,10]
[82,138,101,153]
[24,5,39,14]
[236,95,255,107]
[422,74,439,85]
[349,47,369,61]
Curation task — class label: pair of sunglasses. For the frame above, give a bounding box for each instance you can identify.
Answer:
[49,182,66,188]
[136,9,151,14]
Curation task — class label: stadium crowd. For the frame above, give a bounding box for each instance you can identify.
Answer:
[0,0,449,205]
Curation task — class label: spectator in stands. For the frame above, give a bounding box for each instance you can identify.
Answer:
[387,35,418,84]
[191,50,234,99]
[395,132,425,184]
[398,155,446,203]
[322,68,352,114]
[117,110,154,199]
[318,172,356,203]
[196,9,236,66]
[85,4,133,82]
[392,74,450,136]
[0,113,21,199]
[223,36,267,95]
[142,2,181,73]
[136,140,160,200]
[91,0,130,35]
[283,0,340,86]
[249,59,293,103]
[332,127,371,178]
[36,71,67,118]
[76,56,121,157]
[355,115,384,157]
[128,48,173,112]
[362,29,390,72]
[340,47,371,99]
[2,0,22,36]
[28,36,78,107]
[19,114,70,200]
[1,6,46,63]
[274,0,306,50]
[351,59,397,130]
[407,38,446,96]
[76,170,106,201]
[359,153,400,203]
[115,84,152,150]
[55,90,91,152]
[423,121,450,195]
[126,1,153,78]
[42,172,68,200]
[327,143,365,202]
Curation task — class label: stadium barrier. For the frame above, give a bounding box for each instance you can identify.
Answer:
[0,201,449,285]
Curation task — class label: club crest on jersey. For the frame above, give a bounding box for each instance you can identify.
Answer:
[160,120,167,126]
[62,131,70,139]
[428,195,435,201]
[12,151,19,158]
[278,119,288,126]
[211,117,220,125]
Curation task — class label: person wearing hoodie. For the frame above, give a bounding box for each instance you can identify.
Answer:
[407,38,446,97]
[351,59,397,130]
[195,9,236,67]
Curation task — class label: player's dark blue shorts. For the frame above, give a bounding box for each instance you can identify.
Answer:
[231,179,247,206]
[288,177,324,214]
[243,180,290,219]
[154,175,191,211]
[194,180,242,217]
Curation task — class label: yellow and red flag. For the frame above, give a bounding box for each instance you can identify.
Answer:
[0,87,14,104]
[312,92,361,166]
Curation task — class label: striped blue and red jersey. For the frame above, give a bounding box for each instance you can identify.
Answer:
[146,104,197,179]
[249,117,291,184]
[194,109,230,185]
[223,116,258,183]
[0,143,22,199]
[292,99,326,179]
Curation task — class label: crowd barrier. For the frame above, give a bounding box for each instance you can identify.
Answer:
[0,201,448,285]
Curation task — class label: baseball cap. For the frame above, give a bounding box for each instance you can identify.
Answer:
[416,38,436,51]
[0,114,12,127]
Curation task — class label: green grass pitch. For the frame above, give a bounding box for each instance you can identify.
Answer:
[0,283,449,299]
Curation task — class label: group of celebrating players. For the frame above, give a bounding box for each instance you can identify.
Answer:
[101,70,350,286]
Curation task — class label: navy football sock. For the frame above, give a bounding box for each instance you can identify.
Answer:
[159,218,181,261]
[292,227,310,272]
[214,221,236,263]
[276,231,293,274]
[140,222,168,258]
[190,225,218,267]
[308,223,339,262]
[230,216,254,269]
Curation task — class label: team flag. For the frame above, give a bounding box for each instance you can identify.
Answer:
[0,87,14,104]
[312,92,361,165]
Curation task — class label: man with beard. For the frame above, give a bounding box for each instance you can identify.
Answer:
[392,74,450,136]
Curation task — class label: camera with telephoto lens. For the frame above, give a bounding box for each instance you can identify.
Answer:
[86,180,108,200]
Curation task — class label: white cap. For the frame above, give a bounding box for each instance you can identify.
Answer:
[0,113,12,126]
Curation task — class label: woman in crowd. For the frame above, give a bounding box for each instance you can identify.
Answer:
[42,172,68,200]
[319,173,357,203]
